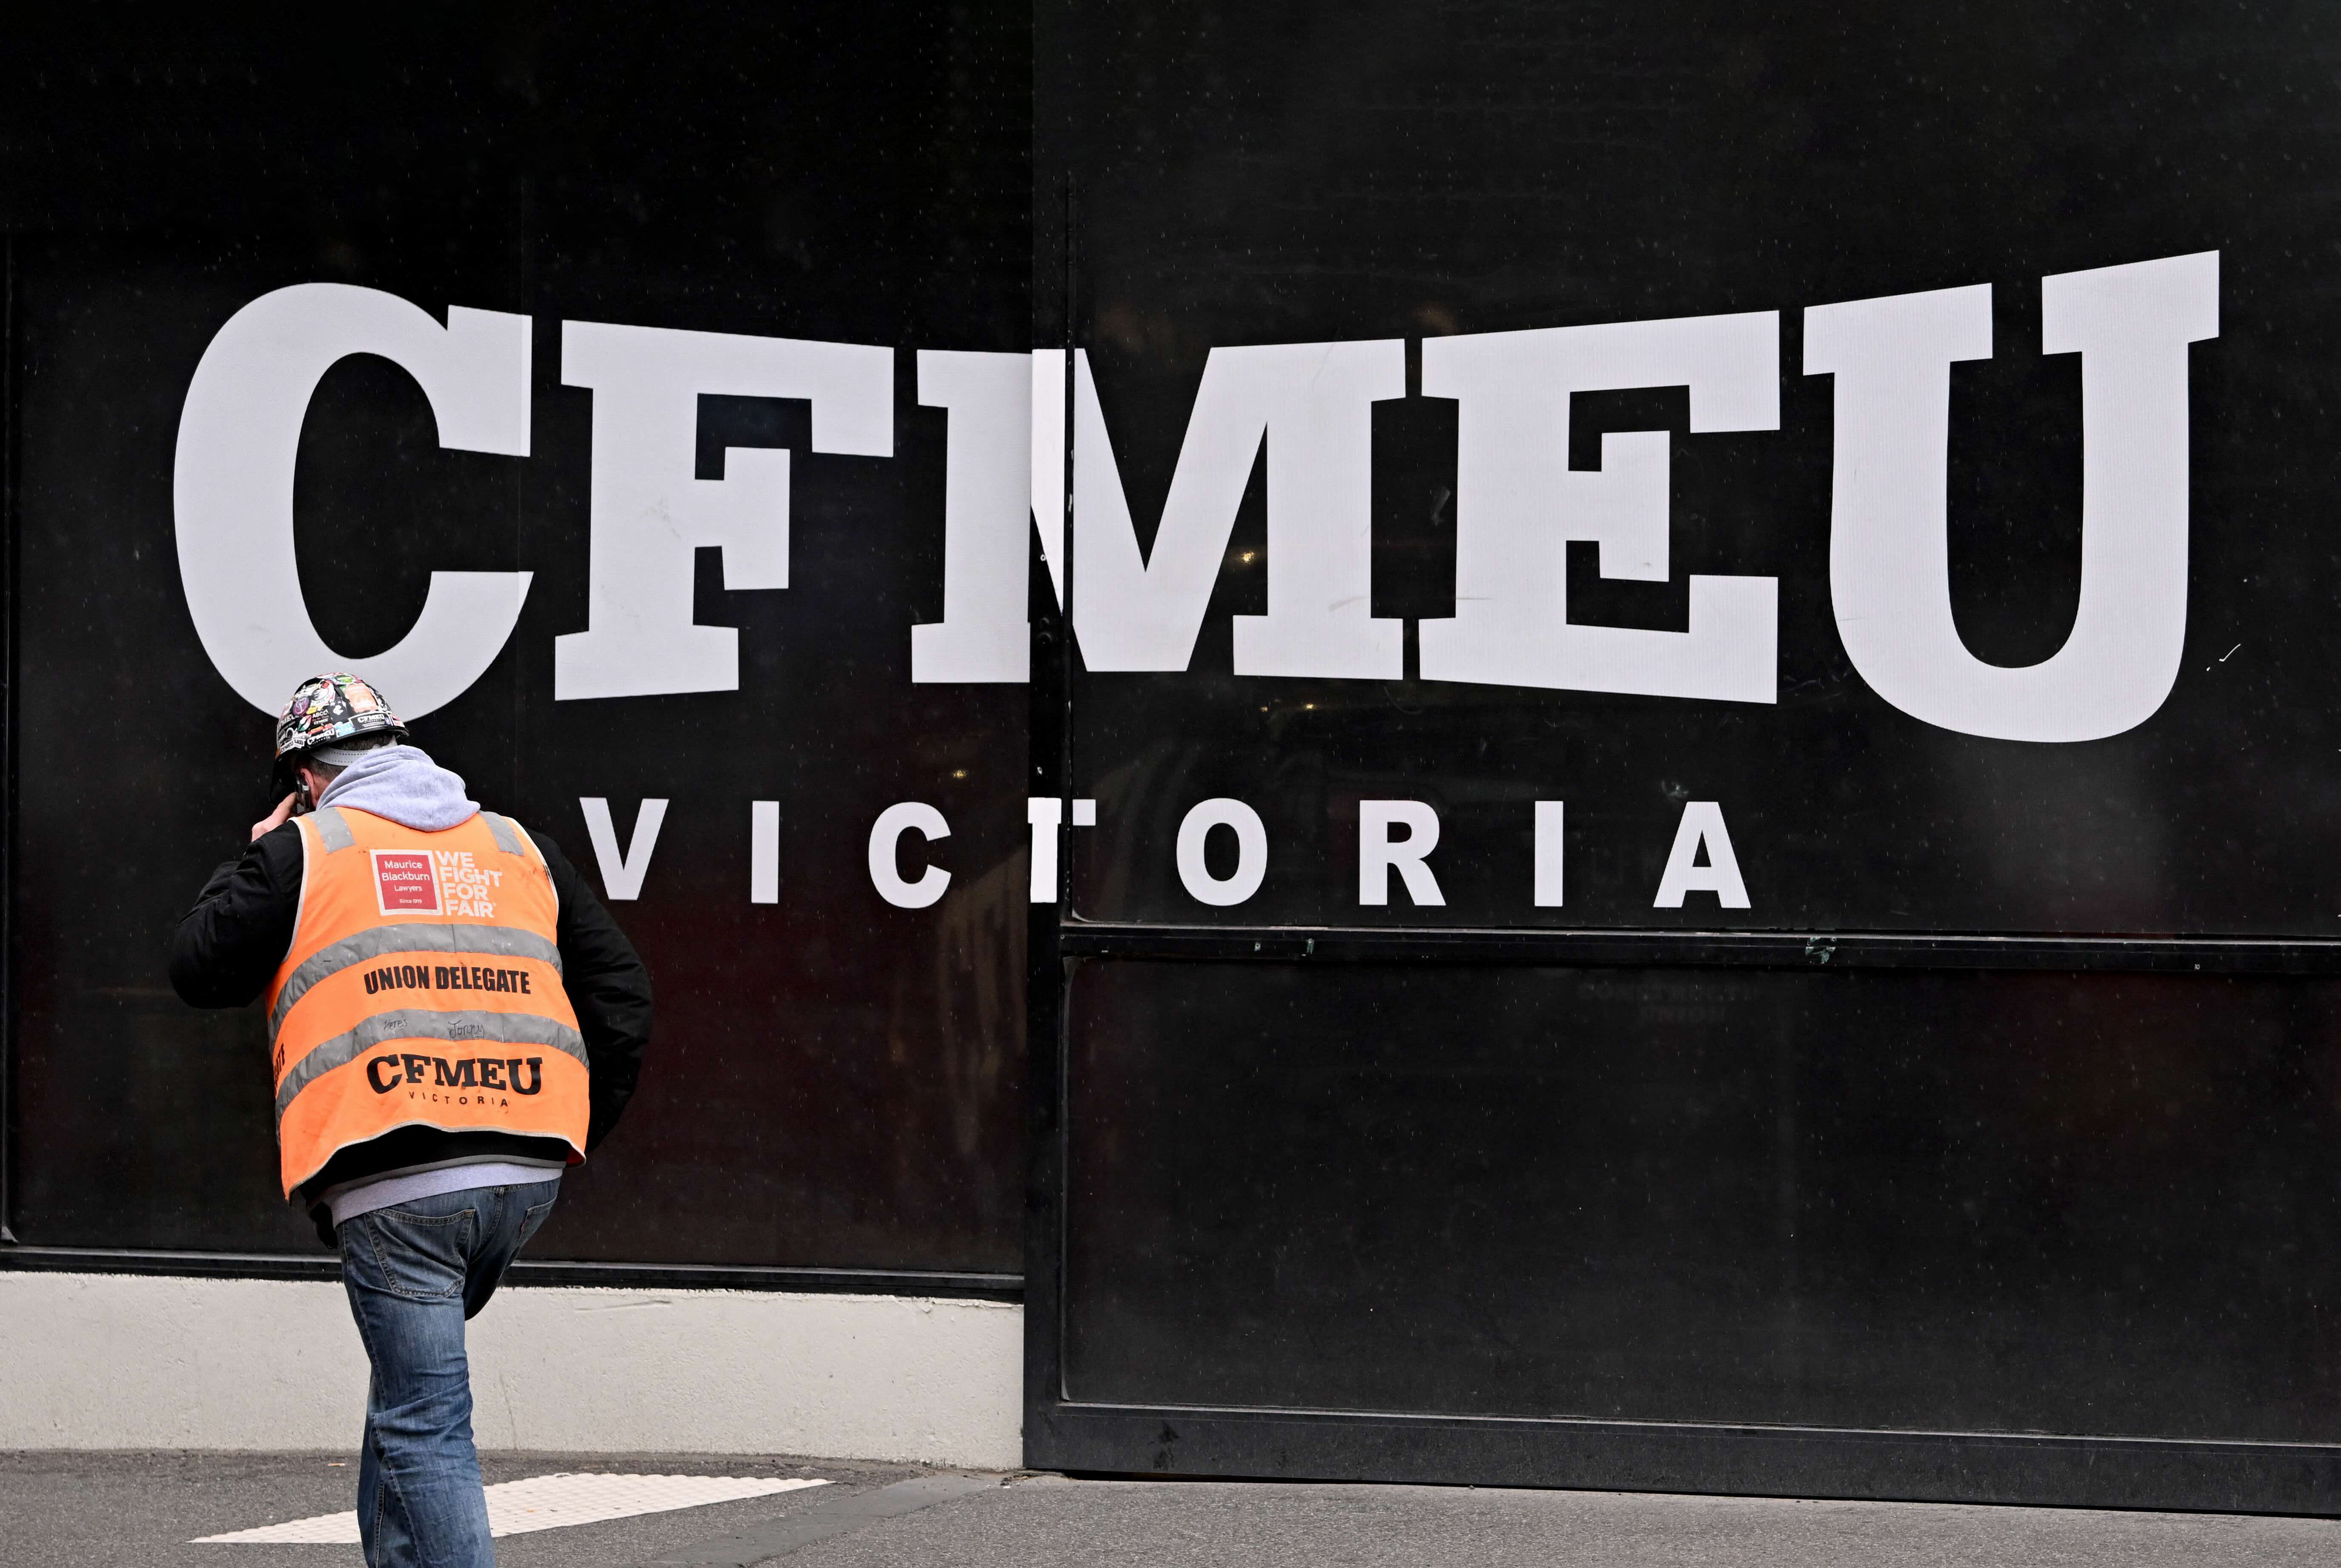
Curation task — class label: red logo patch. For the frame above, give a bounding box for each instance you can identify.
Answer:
[371,850,441,915]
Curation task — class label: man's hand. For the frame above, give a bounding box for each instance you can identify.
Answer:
[251,793,296,842]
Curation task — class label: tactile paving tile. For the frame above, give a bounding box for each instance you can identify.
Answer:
[193,1471,830,1542]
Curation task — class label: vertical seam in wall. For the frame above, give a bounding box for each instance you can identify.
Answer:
[2,229,16,1247]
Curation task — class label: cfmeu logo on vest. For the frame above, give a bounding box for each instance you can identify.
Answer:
[364,1052,548,1099]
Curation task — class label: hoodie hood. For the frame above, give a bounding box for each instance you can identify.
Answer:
[315,744,479,833]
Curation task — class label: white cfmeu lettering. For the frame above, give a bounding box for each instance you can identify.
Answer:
[434,849,504,918]
[173,285,533,720]
[171,254,2214,752]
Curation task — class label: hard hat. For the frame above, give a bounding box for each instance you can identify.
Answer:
[274,673,408,760]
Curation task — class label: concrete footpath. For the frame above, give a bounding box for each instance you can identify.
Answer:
[8,1451,2341,1567]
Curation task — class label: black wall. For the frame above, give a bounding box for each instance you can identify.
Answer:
[1028,0,2341,1507]
[1,4,1033,1279]
[15,0,2341,1508]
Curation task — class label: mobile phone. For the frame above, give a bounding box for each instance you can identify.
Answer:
[269,756,311,817]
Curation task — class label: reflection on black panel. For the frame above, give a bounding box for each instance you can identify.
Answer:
[1051,0,2341,936]
[6,6,1031,1265]
[1066,961,2341,1442]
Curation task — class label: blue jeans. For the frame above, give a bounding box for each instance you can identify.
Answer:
[337,1180,560,1568]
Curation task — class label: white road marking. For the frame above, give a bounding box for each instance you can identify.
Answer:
[193,1472,830,1543]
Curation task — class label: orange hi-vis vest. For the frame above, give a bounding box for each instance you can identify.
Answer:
[267,804,588,1199]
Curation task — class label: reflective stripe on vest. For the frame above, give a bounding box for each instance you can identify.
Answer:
[275,1008,587,1122]
[266,807,587,1198]
[269,924,563,1040]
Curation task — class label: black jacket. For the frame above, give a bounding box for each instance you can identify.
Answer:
[169,813,653,1220]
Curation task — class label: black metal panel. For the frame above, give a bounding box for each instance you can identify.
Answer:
[1047,0,2339,936]
[0,7,1033,1273]
[1060,960,2341,1443]
[1030,0,2341,1507]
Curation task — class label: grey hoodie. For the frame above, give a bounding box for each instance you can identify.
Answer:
[315,744,479,832]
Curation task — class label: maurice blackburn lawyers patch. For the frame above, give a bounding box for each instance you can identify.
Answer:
[368,846,503,918]
[370,849,441,914]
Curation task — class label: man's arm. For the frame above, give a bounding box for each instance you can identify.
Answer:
[531,830,653,1151]
[168,826,304,1008]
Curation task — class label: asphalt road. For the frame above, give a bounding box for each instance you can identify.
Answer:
[9,1452,2341,1567]
[0,1452,915,1568]
[800,1476,2341,1567]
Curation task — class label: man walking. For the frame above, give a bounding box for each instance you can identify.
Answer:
[170,672,653,1568]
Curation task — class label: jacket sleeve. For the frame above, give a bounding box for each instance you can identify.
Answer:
[532,830,653,1152]
[168,825,305,1009]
